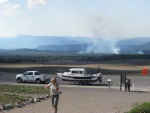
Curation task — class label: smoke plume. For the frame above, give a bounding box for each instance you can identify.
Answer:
[78,12,121,54]
[79,38,120,54]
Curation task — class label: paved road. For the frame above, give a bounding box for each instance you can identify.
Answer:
[0,72,150,89]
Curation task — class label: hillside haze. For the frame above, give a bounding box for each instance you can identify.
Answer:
[0,35,150,54]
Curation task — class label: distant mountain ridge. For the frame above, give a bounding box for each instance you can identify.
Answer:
[0,35,89,49]
[117,37,150,45]
[0,35,150,54]
[117,37,150,54]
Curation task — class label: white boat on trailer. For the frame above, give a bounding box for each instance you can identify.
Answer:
[57,68,102,84]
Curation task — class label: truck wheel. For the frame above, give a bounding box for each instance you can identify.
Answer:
[17,78,22,83]
[36,79,41,84]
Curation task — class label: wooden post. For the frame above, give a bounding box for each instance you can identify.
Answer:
[120,73,122,91]
[98,65,100,73]
[124,74,126,92]
[108,81,110,89]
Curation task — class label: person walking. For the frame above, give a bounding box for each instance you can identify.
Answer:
[46,78,59,113]
[125,78,128,92]
[127,79,131,92]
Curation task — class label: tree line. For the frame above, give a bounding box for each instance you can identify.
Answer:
[0,54,149,63]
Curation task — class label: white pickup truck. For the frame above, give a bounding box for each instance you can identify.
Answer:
[16,71,50,84]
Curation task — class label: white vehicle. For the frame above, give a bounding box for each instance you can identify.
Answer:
[16,71,50,84]
[57,68,102,84]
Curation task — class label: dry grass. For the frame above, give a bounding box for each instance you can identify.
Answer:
[0,63,149,71]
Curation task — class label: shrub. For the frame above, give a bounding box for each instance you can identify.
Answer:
[0,84,49,94]
[128,102,150,113]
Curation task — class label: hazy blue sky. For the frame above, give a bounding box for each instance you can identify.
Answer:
[0,0,150,39]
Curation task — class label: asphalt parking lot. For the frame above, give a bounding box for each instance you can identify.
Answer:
[0,72,150,89]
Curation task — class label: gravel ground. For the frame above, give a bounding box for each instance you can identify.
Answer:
[1,86,150,113]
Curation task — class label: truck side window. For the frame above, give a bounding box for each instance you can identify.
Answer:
[35,72,40,75]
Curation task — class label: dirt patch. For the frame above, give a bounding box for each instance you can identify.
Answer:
[0,63,146,75]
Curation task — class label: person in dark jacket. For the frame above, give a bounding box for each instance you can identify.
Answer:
[127,79,131,92]
[125,78,128,92]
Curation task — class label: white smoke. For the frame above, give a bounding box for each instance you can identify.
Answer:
[78,13,121,54]
[137,50,144,54]
[79,38,120,54]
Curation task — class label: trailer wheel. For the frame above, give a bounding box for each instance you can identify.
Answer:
[78,81,83,85]
[85,82,90,85]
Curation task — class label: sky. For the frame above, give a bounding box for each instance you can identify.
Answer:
[0,0,150,40]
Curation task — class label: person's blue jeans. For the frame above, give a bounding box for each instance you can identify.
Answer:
[51,94,59,108]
